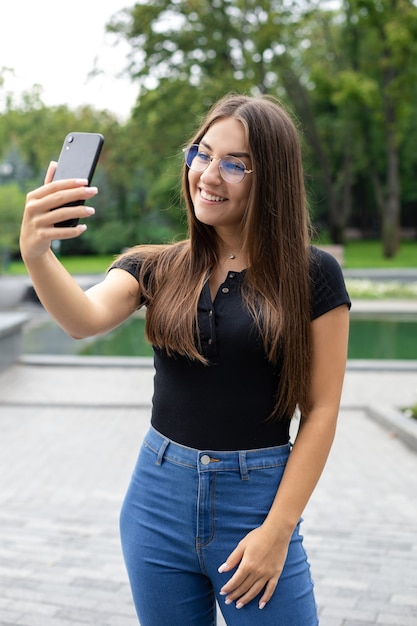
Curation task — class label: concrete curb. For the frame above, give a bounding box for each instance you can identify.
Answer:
[19,354,154,368]
[366,404,417,453]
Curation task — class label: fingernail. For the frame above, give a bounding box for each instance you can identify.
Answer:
[85,207,95,215]
[85,186,98,196]
[236,602,244,609]
[218,563,227,573]
[219,591,226,596]
[78,224,87,232]
[75,178,88,185]
[259,602,266,610]
[224,598,232,605]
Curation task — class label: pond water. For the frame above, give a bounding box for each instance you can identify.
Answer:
[22,313,417,360]
[348,315,416,359]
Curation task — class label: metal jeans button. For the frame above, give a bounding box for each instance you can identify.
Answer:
[200,454,211,465]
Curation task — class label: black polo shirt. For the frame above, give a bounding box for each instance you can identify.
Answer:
[111,246,350,450]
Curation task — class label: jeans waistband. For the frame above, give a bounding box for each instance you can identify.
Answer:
[145,427,291,478]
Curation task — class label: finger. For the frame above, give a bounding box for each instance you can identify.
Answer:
[50,204,96,227]
[28,178,92,206]
[231,574,278,609]
[222,573,266,609]
[233,579,267,609]
[45,180,94,205]
[258,578,278,610]
[52,222,88,240]
[44,161,57,184]
[220,570,250,597]
[218,543,244,576]
[43,187,98,216]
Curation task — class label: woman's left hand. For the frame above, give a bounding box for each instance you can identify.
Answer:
[218,524,291,610]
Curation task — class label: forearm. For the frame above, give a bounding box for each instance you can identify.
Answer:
[263,410,337,537]
[265,306,350,537]
[23,248,101,338]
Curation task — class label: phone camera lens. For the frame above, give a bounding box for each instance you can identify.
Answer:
[68,135,74,143]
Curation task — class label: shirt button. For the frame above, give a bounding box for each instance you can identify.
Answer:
[208,310,213,316]
[221,287,229,294]
[200,454,211,465]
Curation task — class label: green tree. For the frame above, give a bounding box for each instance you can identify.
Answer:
[0,84,140,256]
[340,0,417,256]
[108,0,417,255]
[107,1,356,241]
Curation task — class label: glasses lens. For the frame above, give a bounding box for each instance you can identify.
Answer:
[183,145,249,183]
[184,145,210,171]
[219,157,246,183]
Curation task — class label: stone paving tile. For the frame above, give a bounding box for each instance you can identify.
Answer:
[304,405,417,626]
[1,363,417,625]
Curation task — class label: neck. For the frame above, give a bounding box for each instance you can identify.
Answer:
[216,235,243,259]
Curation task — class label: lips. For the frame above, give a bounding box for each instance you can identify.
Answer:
[200,188,227,202]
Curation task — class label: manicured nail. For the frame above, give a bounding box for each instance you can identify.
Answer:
[84,186,98,196]
[259,601,266,610]
[224,598,232,605]
[218,563,228,573]
[85,207,95,215]
[75,178,88,185]
[78,224,87,232]
[236,602,244,609]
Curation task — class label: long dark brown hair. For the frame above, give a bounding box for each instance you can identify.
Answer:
[116,94,313,418]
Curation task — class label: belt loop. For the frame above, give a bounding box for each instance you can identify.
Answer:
[239,451,249,481]
[156,438,170,466]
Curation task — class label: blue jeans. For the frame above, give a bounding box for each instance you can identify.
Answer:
[120,427,318,626]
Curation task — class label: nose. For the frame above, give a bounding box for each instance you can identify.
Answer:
[200,156,222,183]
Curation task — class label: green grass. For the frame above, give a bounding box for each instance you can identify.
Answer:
[344,240,416,268]
[4,239,416,276]
[6,255,116,276]
[404,404,417,420]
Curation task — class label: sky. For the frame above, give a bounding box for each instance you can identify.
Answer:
[0,0,139,120]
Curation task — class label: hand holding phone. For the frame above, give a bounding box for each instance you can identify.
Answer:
[52,132,104,227]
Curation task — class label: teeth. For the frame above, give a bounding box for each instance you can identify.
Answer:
[201,189,225,202]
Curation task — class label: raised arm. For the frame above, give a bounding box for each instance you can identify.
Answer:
[20,163,140,338]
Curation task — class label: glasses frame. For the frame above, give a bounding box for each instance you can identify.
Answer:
[183,144,253,184]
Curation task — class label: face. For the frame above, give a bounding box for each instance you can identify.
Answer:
[188,117,253,237]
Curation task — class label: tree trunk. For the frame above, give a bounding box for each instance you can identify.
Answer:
[382,112,401,257]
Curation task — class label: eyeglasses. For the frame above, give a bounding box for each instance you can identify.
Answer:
[183,144,253,184]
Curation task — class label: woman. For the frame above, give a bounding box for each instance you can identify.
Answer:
[20,94,350,625]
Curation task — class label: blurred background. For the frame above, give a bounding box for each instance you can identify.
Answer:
[1,0,417,273]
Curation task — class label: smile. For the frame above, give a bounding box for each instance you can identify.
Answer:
[200,189,226,202]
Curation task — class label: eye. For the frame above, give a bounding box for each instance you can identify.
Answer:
[195,149,211,163]
[222,158,245,173]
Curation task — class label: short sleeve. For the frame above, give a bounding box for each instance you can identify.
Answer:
[108,253,148,307]
[310,246,351,320]
[109,254,142,282]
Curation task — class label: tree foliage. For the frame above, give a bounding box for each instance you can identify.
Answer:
[1,2,417,269]
[108,0,417,255]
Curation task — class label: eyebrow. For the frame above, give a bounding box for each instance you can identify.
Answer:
[200,139,250,160]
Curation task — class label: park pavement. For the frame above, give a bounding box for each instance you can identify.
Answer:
[0,286,417,624]
[0,357,416,626]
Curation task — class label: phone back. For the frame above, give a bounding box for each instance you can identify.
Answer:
[53,132,104,182]
[52,132,104,227]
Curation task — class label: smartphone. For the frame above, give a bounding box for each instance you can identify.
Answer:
[52,132,104,227]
